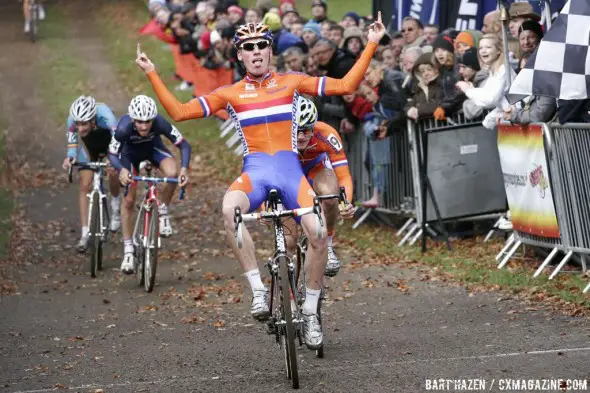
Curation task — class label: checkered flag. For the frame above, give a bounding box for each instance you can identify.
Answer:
[509,0,590,101]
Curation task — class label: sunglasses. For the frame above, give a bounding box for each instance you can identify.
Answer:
[401,28,415,32]
[241,41,270,51]
[297,128,313,135]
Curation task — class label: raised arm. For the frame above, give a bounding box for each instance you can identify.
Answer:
[136,45,225,121]
[297,12,384,97]
[66,117,78,159]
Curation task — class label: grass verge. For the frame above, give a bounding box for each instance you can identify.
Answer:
[36,5,91,124]
[97,1,590,310]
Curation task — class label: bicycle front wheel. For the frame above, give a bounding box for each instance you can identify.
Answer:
[144,200,159,292]
[30,4,38,43]
[89,193,100,278]
[279,256,299,389]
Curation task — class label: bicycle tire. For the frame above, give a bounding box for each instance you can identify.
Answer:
[135,206,146,287]
[144,200,159,292]
[89,193,100,278]
[98,197,109,271]
[279,256,299,389]
[30,4,38,43]
[315,299,324,358]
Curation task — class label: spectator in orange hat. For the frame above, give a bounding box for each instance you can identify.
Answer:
[454,30,482,56]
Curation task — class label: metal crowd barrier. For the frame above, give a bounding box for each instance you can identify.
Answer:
[493,122,590,290]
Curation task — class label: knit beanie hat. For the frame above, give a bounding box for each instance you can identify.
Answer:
[343,12,361,26]
[432,34,454,53]
[519,20,544,39]
[457,48,481,71]
[263,12,282,32]
[303,20,321,37]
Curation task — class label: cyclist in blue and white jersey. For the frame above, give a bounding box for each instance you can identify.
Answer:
[108,95,191,274]
[62,96,122,253]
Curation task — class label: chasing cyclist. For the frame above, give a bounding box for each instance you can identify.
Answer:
[22,0,45,33]
[135,15,385,349]
[287,96,355,276]
[107,95,191,274]
[63,96,121,253]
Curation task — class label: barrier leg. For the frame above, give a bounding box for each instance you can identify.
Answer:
[583,282,590,294]
[548,250,574,280]
[395,217,414,237]
[219,122,235,138]
[425,224,437,237]
[497,240,522,269]
[483,217,503,243]
[225,131,241,148]
[352,208,373,230]
[409,229,424,246]
[495,234,515,261]
[581,255,587,274]
[533,248,559,278]
[233,145,244,156]
[399,223,418,246]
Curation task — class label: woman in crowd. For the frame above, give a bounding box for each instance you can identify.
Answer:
[341,26,366,58]
[456,34,516,129]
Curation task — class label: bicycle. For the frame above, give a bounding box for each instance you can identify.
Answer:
[28,0,40,43]
[68,160,111,278]
[234,190,324,389]
[126,162,185,293]
[295,187,348,359]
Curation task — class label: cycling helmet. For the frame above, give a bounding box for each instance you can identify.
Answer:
[296,96,318,130]
[128,95,158,121]
[70,96,97,122]
[233,22,273,48]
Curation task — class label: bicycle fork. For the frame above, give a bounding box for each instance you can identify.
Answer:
[87,174,108,240]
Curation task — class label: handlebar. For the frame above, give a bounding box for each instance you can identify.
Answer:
[315,186,349,205]
[124,174,186,200]
[67,158,109,183]
[234,197,324,249]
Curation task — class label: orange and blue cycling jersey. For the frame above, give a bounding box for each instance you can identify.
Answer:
[299,121,353,203]
[147,41,377,212]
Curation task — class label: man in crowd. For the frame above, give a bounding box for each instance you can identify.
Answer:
[401,17,426,50]
[423,24,439,45]
[482,10,502,35]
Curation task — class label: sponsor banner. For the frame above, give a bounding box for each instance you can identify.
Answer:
[497,123,560,238]
[393,0,439,31]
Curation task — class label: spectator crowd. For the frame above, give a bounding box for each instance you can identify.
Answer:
[144,0,588,210]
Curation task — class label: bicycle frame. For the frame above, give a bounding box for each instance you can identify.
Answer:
[69,161,110,240]
[132,180,161,250]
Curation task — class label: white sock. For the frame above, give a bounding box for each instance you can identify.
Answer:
[111,195,121,212]
[302,287,321,315]
[327,236,333,247]
[123,239,134,254]
[245,269,265,293]
[159,203,168,216]
[81,226,89,237]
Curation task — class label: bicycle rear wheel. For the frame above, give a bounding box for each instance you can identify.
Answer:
[144,200,159,292]
[279,256,299,389]
[30,3,38,43]
[89,193,100,278]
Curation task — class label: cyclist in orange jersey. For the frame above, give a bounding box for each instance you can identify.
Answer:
[136,14,385,350]
[285,97,355,278]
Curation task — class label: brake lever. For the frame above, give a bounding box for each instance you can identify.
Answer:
[67,158,74,183]
[313,197,324,227]
[179,175,186,200]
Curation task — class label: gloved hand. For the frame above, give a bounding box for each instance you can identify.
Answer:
[433,107,446,121]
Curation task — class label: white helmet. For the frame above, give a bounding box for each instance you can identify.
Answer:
[295,96,318,130]
[128,95,158,121]
[70,96,97,122]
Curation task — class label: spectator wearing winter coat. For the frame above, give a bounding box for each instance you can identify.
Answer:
[433,34,457,75]
[458,48,490,119]
[424,24,439,45]
[405,53,463,121]
[341,26,366,58]
[456,34,516,129]
[504,95,557,125]
[508,2,541,38]
[329,25,344,46]
[401,17,428,51]
[282,46,307,72]
[280,6,300,30]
